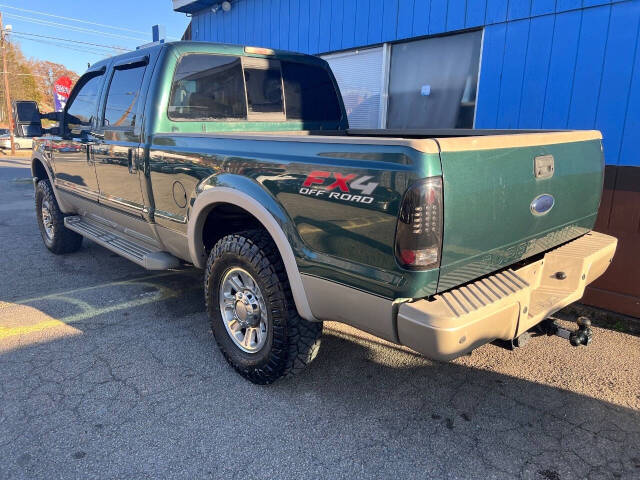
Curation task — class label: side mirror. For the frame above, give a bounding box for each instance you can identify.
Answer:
[12,100,44,137]
[43,126,61,136]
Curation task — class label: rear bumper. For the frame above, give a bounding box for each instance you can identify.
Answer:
[397,231,617,360]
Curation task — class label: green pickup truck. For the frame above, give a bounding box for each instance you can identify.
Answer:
[27,42,617,384]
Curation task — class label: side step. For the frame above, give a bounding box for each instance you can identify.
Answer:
[64,216,181,270]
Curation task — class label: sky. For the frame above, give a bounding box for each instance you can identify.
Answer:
[1,0,190,74]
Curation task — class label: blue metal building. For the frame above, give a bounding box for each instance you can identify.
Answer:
[173,0,640,316]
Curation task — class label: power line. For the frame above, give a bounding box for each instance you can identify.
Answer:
[4,13,148,42]
[9,35,112,58]
[0,3,149,35]
[9,31,130,52]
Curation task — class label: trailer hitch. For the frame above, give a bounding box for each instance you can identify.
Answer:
[538,316,593,347]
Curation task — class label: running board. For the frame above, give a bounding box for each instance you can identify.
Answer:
[64,216,180,270]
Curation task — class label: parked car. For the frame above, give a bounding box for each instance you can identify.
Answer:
[0,134,33,150]
[26,42,617,384]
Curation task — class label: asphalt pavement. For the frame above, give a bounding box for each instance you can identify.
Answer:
[1,156,639,480]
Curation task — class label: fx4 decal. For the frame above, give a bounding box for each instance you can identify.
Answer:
[299,171,379,204]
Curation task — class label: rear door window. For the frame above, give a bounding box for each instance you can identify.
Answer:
[102,62,147,129]
[169,54,247,121]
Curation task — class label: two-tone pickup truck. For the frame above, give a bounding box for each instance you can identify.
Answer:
[26,41,617,384]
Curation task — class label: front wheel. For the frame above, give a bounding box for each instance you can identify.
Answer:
[35,179,83,254]
[204,230,322,384]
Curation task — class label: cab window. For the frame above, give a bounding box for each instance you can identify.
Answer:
[65,72,104,134]
[169,54,247,121]
[281,61,342,122]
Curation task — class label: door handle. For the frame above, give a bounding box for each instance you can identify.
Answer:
[128,148,136,174]
[86,143,93,165]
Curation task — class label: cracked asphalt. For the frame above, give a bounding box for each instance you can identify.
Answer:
[1,156,639,480]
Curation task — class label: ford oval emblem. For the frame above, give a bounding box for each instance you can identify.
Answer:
[530,194,555,216]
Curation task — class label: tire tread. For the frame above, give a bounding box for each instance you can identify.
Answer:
[204,229,322,384]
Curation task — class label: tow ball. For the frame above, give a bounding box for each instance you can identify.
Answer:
[538,316,593,347]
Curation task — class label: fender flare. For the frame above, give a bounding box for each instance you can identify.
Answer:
[31,152,74,213]
[188,185,317,322]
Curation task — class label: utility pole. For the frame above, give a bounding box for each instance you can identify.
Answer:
[0,12,15,155]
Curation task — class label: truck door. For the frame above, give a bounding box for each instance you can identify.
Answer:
[50,69,105,201]
[92,56,148,218]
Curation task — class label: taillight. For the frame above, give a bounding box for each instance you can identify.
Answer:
[395,177,443,270]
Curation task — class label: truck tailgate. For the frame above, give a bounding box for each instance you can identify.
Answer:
[435,131,604,292]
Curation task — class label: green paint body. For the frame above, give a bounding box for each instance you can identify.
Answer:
[34,42,604,302]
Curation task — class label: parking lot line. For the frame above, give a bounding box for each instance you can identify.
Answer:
[1,271,197,340]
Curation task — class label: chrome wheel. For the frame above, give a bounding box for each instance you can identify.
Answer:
[41,199,54,240]
[219,267,268,353]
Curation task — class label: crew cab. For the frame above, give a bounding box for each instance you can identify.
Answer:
[26,42,617,384]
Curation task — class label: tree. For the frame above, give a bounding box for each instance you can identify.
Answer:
[0,39,78,126]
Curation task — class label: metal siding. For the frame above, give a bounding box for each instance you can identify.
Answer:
[308,0,321,53]
[595,1,640,165]
[465,0,487,28]
[298,1,309,52]
[397,0,415,39]
[270,0,280,49]
[541,10,581,129]
[518,15,554,128]
[429,0,448,33]
[531,0,555,16]
[556,0,582,11]
[330,0,344,51]
[318,0,332,52]
[567,6,610,130]
[583,0,612,6]
[507,0,531,21]
[619,11,640,167]
[475,23,508,128]
[342,0,358,48]
[238,0,246,45]
[226,3,234,43]
[412,0,431,35]
[231,1,239,44]
[382,0,399,41]
[485,0,508,24]
[354,0,370,46]
[367,0,384,44]
[446,0,467,31]
[496,19,530,128]
[280,0,290,50]
[289,0,299,51]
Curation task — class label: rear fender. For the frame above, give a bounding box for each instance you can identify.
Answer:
[188,174,316,321]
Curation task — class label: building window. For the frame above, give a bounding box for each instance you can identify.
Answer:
[323,30,482,129]
[323,47,385,129]
[388,30,482,129]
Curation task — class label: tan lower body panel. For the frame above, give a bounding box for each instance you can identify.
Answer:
[397,231,617,361]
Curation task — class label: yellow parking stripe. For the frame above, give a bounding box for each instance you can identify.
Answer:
[1,272,198,340]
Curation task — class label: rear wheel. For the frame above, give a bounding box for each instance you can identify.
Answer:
[204,230,322,384]
[35,179,83,254]
[13,142,21,151]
